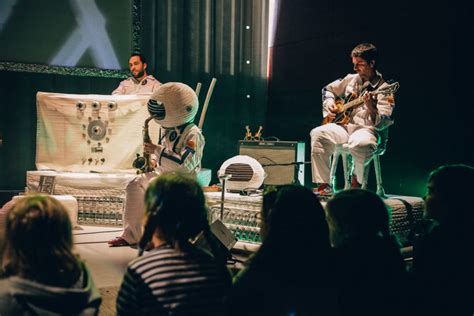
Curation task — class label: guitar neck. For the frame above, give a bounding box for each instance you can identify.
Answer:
[342,96,365,112]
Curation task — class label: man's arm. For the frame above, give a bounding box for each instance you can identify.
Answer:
[321,74,355,118]
[112,79,127,95]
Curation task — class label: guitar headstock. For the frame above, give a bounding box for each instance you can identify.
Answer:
[375,81,400,95]
[244,125,252,140]
[254,126,263,141]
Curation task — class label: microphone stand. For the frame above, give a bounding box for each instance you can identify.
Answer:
[217,173,232,220]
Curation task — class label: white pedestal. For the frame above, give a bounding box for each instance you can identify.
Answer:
[12,194,78,228]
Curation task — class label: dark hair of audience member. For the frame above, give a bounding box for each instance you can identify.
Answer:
[425,163,474,230]
[141,172,227,265]
[1,194,81,287]
[325,188,397,248]
[325,189,406,316]
[254,185,332,280]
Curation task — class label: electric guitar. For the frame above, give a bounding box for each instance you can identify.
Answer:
[321,81,399,125]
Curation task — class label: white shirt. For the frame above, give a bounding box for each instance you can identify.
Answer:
[112,75,161,95]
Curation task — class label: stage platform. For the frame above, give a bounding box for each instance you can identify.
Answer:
[26,169,212,226]
[205,191,424,247]
[24,170,424,248]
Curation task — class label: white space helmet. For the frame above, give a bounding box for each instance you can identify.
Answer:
[147,82,198,128]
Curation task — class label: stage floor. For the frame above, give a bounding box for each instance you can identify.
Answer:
[72,225,134,316]
[73,225,256,289]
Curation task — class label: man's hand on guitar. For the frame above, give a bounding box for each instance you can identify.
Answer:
[326,103,338,119]
[363,92,378,113]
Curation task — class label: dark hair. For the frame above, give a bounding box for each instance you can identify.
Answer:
[427,164,474,226]
[326,189,391,247]
[1,194,81,286]
[351,43,378,63]
[130,53,147,64]
[257,185,331,262]
[141,173,226,263]
[259,186,279,239]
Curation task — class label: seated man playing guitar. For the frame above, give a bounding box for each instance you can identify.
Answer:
[310,43,398,195]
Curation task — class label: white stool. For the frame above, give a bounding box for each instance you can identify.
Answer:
[329,129,389,198]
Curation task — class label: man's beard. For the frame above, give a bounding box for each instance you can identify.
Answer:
[133,69,145,79]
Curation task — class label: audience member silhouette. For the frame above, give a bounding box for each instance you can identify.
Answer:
[0,198,16,253]
[412,164,474,315]
[325,189,407,316]
[0,194,101,315]
[116,173,231,315]
[228,185,337,316]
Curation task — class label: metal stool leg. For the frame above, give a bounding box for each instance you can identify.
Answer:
[329,150,340,192]
[373,154,386,198]
[342,151,352,190]
[361,158,371,189]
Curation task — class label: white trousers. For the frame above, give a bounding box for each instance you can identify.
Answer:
[310,123,378,184]
[120,171,158,244]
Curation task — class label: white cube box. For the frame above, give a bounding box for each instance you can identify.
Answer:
[12,194,79,228]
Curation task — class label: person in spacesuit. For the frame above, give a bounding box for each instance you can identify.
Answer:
[108,82,205,247]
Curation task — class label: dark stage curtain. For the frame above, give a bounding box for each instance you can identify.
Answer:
[140,0,270,183]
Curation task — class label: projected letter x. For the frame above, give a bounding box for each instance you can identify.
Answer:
[50,0,120,69]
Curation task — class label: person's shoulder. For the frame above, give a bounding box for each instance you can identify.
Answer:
[188,124,203,133]
[180,123,203,137]
[146,75,160,82]
[119,77,134,85]
[186,125,205,142]
[128,245,176,269]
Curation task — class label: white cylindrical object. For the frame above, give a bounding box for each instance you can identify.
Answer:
[198,78,217,129]
[195,82,202,98]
